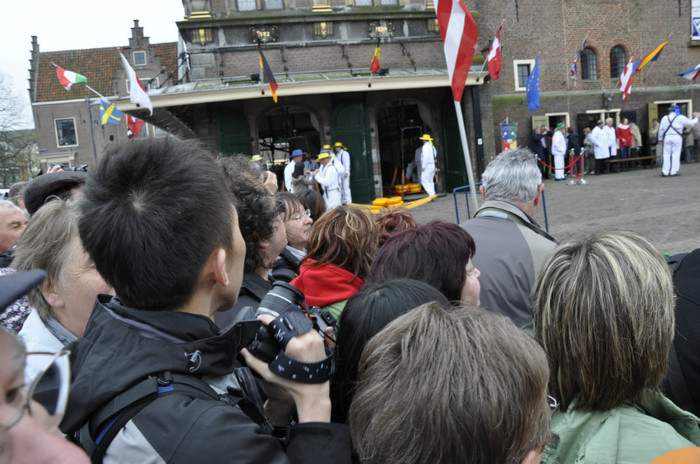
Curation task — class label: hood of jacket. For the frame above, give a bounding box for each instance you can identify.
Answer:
[60,295,240,434]
[290,260,363,307]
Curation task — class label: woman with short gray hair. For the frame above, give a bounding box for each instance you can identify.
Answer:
[534,230,700,463]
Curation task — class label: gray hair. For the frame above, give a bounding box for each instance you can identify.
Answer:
[0,200,24,214]
[481,148,542,203]
[12,199,81,320]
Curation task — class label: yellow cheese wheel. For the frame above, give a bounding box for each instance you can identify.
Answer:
[372,197,389,206]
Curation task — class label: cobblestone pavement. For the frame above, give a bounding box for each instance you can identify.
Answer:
[409,162,700,255]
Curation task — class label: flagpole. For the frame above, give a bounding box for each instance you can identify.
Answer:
[85,97,98,165]
[453,100,479,213]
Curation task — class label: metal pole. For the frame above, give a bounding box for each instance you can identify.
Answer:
[86,97,97,165]
[453,100,479,212]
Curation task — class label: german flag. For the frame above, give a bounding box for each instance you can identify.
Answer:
[258,44,279,103]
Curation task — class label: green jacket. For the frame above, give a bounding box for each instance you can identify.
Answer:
[541,392,700,464]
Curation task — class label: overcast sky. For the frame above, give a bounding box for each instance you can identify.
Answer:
[1,0,185,129]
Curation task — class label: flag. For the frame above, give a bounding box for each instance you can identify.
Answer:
[619,56,634,102]
[569,33,588,86]
[258,44,279,103]
[526,56,540,112]
[55,66,87,90]
[634,38,669,73]
[119,52,153,115]
[435,0,479,103]
[370,44,381,74]
[99,99,123,126]
[127,115,145,140]
[487,23,502,80]
[677,63,700,81]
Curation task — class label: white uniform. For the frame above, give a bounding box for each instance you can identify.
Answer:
[420,141,436,196]
[337,149,352,204]
[315,163,341,209]
[551,130,567,179]
[284,162,295,193]
[590,125,609,160]
[603,125,617,158]
[659,112,699,176]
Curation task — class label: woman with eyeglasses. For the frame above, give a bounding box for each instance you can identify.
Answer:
[534,231,700,463]
[0,319,89,463]
[272,193,314,282]
[13,200,113,383]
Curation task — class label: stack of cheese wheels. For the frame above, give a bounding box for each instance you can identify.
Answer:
[387,196,404,208]
[407,183,422,193]
[371,197,389,213]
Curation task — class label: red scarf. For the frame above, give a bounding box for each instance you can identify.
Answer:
[291,259,363,307]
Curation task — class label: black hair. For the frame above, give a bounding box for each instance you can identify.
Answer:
[218,156,279,271]
[78,137,234,311]
[295,188,325,222]
[292,161,305,178]
[331,279,449,423]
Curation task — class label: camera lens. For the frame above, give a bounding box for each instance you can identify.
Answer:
[256,281,305,318]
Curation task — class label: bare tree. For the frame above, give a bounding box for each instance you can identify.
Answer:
[0,73,38,186]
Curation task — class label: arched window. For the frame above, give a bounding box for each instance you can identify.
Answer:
[610,46,627,79]
[581,48,598,81]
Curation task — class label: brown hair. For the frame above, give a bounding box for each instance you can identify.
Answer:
[374,207,417,247]
[303,206,377,280]
[534,230,675,411]
[350,303,551,464]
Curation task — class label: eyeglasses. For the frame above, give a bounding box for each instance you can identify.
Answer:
[547,395,559,415]
[287,209,312,222]
[1,350,72,432]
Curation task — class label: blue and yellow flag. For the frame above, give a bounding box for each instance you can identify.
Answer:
[634,38,669,73]
[100,99,123,126]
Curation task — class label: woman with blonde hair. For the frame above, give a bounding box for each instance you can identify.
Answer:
[291,206,377,319]
[534,231,700,463]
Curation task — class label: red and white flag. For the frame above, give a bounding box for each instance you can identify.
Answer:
[619,56,635,102]
[487,23,502,80]
[127,115,145,140]
[119,52,153,115]
[435,0,478,102]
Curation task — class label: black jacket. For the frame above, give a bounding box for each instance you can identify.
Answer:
[62,295,350,464]
[215,270,272,328]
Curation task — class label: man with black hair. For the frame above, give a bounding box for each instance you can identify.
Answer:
[61,137,350,463]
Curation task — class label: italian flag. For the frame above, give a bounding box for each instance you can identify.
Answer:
[55,66,87,90]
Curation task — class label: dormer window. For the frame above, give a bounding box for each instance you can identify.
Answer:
[133,51,147,66]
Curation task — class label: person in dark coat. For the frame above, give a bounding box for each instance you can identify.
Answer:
[566,127,582,176]
[530,127,548,179]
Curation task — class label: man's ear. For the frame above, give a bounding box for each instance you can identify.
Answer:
[39,282,65,309]
[479,184,486,202]
[212,248,229,287]
[533,183,544,207]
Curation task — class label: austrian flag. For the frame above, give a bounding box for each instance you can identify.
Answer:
[487,23,503,80]
[435,0,479,103]
[619,56,635,102]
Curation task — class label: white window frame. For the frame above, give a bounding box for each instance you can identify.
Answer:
[133,51,147,66]
[54,117,79,147]
[545,112,571,129]
[586,108,621,126]
[654,99,693,116]
[513,59,535,92]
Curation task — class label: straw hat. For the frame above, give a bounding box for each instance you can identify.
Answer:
[418,134,433,141]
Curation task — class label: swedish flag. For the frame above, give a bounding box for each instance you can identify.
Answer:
[100,100,123,126]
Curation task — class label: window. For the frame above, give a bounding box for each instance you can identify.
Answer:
[379,0,397,3]
[55,118,78,147]
[610,46,626,79]
[581,48,598,80]
[238,0,256,10]
[265,0,283,8]
[513,59,534,91]
[127,78,158,92]
[133,51,147,66]
[355,0,372,4]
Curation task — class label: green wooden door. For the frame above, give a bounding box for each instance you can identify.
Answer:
[331,103,373,204]
[441,103,467,190]
[219,112,252,156]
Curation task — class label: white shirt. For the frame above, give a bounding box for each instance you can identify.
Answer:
[421,142,436,169]
[551,130,567,157]
[284,162,295,193]
[315,163,339,190]
[659,114,699,141]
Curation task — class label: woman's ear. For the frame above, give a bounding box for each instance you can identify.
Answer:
[39,281,65,309]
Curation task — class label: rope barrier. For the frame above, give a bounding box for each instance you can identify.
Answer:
[537,154,582,171]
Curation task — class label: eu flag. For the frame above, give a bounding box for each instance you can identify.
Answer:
[100,99,123,126]
[526,56,540,112]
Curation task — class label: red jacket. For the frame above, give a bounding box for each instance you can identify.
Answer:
[617,124,632,147]
[291,259,363,307]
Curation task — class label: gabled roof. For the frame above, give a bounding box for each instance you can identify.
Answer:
[33,43,177,103]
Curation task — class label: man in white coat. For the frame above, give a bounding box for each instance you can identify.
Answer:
[590,119,609,175]
[419,133,437,196]
[313,151,341,209]
[551,122,567,180]
[658,106,700,177]
[334,142,352,204]
[603,117,617,160]
[285,149,304,193]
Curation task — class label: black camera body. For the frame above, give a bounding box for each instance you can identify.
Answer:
[245,281,336,363]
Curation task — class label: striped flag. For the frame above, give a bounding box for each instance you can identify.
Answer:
[55,65,88,90]
[619,56,635,102]
[677,64,700,81]
[486,23,502,80]
[634,38,669,73]
[258,44,279,103]
[370,42,381,74]
[435,0,478,103]
[569,32,588,86]
[120,53,153,115]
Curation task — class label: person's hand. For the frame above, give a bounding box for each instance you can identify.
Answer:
[344,173,348,179]
[241,314,331,423]
[263,171,278,194]
[48,165,63,174]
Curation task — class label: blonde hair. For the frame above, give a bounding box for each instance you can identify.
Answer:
[534,230,674,411]
[350,303,551,464]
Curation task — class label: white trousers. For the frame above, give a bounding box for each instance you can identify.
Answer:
[421,167,435,196]
[554,155,565,179]
[662,137,682,175]
[340,175,352,204]
[324,189,342,210]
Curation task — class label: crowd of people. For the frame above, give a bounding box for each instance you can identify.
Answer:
[0,138,698,464]
[531,108,700,179]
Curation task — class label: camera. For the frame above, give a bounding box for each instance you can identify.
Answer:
[51,164,88,172]
[245,281,336,363]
